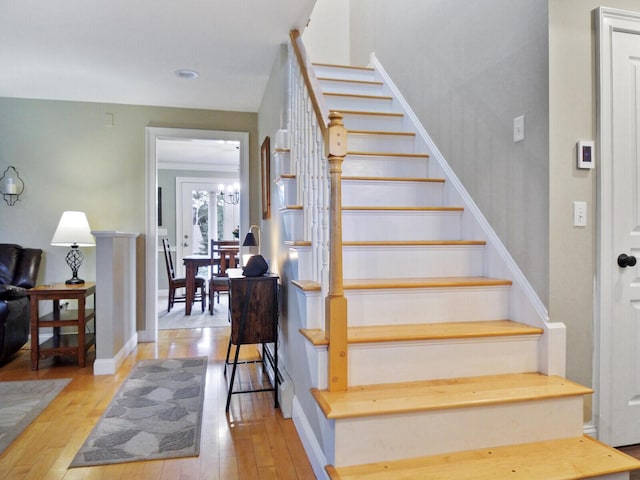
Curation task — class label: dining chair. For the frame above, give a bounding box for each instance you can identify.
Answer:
[161,238,206,313]
[209,239,239,313]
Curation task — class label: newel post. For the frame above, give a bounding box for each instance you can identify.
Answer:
[325,111,348,391]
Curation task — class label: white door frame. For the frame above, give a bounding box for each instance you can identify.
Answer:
[595,6,640,443]
[143,127,249,343]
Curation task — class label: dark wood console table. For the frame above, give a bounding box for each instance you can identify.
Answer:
[224,271,279,412]
[28,283,96,370]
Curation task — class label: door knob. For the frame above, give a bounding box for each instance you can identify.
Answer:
[183,242,189,247]
[618,254,637,268]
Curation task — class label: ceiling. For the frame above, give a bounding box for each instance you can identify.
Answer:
[0,0,316,113]
[157,137,241,171]
[0,1,316,170]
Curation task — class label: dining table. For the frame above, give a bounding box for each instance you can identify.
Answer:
[183,248,239,315]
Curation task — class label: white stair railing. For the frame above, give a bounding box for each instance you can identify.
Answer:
[288,32,330,292]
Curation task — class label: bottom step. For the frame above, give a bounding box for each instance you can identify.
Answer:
[326,436,640,480]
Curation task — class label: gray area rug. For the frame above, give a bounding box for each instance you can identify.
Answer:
[70,357,207,467]
[0,378,72,455]
[158,293,230,330]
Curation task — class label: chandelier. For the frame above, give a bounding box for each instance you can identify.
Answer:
[218,183,240,205]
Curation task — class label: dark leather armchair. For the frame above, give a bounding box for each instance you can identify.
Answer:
[0,244,42,364]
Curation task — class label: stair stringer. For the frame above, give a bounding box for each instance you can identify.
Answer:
[368,52,565,377]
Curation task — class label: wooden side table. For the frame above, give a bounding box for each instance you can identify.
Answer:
[224,272,279,412]
[28,283,96,370]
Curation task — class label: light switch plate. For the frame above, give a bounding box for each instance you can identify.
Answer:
[573,201,587,227]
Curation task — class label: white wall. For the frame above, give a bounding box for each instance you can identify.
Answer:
[303,0,351,65]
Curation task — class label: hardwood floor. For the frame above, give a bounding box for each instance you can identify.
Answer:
[618,445,640,480]
[0,327,315,480]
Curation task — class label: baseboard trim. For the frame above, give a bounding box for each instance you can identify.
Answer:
[93,333,138,375]
[292,396,329,480]
[584,421,598,439]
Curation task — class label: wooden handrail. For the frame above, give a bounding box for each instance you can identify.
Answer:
[290,30,349,391]
[290,30,328,136]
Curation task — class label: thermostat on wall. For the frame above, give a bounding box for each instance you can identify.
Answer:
[577,141,595,169]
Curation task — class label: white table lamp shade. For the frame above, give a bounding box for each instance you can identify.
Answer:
[51,211,95,247]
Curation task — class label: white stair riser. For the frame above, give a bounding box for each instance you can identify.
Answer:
[347,132,419,154]
[274,150,292,176]
[343,154,429,178]
[342,179,443,207]
[288,245,313,281]
[330,396,585,467]
[310,336,540,387]
[349,337,540,384]
[318,79,384,96]
[341,112,406,131]
[343,244,484,279]
[281,208,304,241]
[343,210,462,241]
[325,95,395,114]
[276,177,297,206]
[295,289,323,331]
[313,66,376,83]
[345,286,510,326]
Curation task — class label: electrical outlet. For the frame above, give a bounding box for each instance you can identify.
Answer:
[513,115,525,142]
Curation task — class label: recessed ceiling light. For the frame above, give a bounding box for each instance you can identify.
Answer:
[175,69,199,79]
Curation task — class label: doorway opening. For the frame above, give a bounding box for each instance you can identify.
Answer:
[145,127,249,343]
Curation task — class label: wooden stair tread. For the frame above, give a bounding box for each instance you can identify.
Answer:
[325,92,392,101]
[342,206,462,211]
[347,150,429,158]
[311,372,592,420]
[300,320,542,346]
[342,176,444,183]
[347,129,416,136]
[317,77,384,86]
[313,63,374,71]
[326,436,640,480]
[291,279,321,292]
[339,109,404,118]
[343,276,510,290]
[342,240,486,246]
[284,240,311,247]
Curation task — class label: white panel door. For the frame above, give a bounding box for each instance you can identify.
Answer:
[602,28,640,446]
[176,179,219,277]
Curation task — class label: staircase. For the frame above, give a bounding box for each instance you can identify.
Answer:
[279,49,640,479]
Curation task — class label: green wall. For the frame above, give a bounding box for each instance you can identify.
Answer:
[0,97,257,324]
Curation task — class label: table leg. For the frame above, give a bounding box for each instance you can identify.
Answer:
[29,297,39,370]
[185,262,196,315]
[78,296,86,367]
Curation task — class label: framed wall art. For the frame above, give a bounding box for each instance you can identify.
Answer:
[261,136,271,220]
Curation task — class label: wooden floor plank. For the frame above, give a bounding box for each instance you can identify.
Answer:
[0,326,313,480]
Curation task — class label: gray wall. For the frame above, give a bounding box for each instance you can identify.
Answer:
[347,0,640,424]
[0,97,257,328]
[349,0,550,306]
[548,0,640,419]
